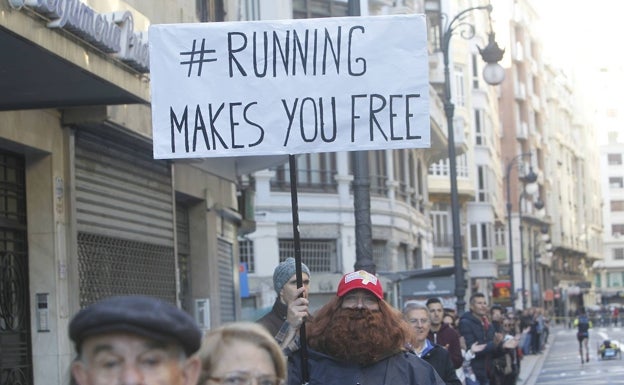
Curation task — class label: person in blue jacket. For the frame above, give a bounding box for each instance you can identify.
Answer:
[403,302,461,385]
[288,270,445,385]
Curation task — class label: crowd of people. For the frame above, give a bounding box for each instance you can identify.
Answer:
[67,261,555,385]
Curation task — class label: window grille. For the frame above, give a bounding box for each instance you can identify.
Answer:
[613,248,624,261]
[239,238,255,273]
[279,239,336,272]
[0,150,32,385]
[77,232,176,307]
[372,240,387,271]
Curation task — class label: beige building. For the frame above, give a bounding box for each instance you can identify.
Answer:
[0,1,284,384]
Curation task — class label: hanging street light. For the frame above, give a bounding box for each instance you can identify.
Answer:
[430,1,505,314]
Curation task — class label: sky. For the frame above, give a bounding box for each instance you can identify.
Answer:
[534,0,624,74]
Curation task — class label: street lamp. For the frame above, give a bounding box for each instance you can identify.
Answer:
[432,2,505,314]
[505,153,537,311]
[532,225,551,307]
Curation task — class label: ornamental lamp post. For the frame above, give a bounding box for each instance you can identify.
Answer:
[505,153,537,311]
[429,1,505,314]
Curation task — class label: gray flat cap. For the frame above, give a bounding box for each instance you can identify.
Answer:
[69,295,201,356]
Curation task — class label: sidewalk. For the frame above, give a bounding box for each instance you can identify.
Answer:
[517,328,556,385]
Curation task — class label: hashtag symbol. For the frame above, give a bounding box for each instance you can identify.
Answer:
[179,39,217,77]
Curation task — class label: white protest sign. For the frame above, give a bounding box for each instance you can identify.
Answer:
[149,15,429,159]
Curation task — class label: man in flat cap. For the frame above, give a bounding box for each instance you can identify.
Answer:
[69,295,201,385]
[257,257,311,353]
[288,270,445,385]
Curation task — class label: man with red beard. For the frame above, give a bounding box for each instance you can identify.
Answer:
[287,270,445,385]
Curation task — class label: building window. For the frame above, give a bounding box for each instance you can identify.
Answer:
[279,239,336,272]
[471,53,480,89]
[373,240,387,271]
[469,223,493,260]
[612,200,624,211]
[429,154,468,178]
[607,271,624,288]
[431,204,451,248]
[608,153,623,165]
[368,150,388,197]
[474,109,485,146]
[612,224,624,237]
[293,0,349,18]
[494,225,506,247]
[394,150,409,203]
[454,66,465,107]
[197,0,225,22]
[613,248,624,261]
[476,165,489,202]
[610,177,624,188]
[242,0,261,20]
[271,153,337,192]
[239,238,255,273]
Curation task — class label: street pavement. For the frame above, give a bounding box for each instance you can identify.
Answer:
[517,329,552,385]
[519,324,624,385]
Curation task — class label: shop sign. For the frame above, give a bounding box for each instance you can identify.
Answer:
[7,0,149,72]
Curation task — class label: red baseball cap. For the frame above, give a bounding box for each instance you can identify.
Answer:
[337,270,383,299]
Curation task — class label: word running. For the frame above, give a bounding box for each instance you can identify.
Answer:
[227,25,367,78]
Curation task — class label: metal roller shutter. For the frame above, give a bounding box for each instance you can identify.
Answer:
[74,129,176,306]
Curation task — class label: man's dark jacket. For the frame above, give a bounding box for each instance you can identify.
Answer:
[427,322,463,369]
[420,342,462,385]
[256,299,287,337]
[458,311,501,383]
[288,348,446,385]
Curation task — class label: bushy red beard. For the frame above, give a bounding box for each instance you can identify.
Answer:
[308,307,403,365]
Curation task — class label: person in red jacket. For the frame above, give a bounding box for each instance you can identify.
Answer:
[426,297,463,369]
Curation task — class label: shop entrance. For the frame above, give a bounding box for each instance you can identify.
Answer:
[0,150,32,385]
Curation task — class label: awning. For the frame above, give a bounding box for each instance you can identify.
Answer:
[0,2,149,111]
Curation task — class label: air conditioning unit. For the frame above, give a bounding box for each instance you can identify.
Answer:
[614,233,621,238]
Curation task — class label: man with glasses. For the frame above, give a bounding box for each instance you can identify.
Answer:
[404,303,461,385]
[69,295,202,385]
[287,270,445,385]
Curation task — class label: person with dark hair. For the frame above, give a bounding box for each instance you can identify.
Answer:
[403,303,461,385]
[288,270,445,385]
[257,257,311,353]
[459,293,518,385]
[68,295,202,385]
[490,305,504,333]
[491,316,520,385]
[574,307,592,364]
[426,297,462,369]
